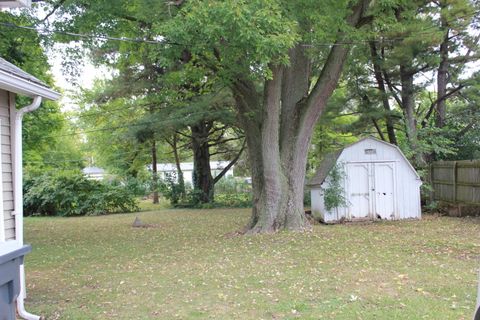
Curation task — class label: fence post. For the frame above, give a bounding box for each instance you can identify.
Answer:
[429,163,434,204]
[453,161,458,202]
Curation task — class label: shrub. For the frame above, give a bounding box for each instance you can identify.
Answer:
[158,172,186,205]
[323,164,347,211]
[214,176,251,194]
[120,175,150,197]
[24,172,139,216]
[303,189,311,207]
[156,174,252,208]
[213,193,252,208]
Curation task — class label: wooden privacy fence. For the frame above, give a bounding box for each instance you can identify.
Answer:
[430,160,480,205]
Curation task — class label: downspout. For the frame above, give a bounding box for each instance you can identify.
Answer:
[14,96,42,320]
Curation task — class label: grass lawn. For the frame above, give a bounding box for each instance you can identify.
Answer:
[23,208,479,319]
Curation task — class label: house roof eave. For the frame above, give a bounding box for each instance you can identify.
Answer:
[0,70,60,101]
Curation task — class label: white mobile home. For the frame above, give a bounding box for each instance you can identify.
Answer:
[82,166,107,180]
[307,137,422,223]
[152,161,234,184]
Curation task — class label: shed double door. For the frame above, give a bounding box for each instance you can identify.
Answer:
[347,162,396,220]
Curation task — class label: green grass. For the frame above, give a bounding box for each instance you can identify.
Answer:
[23,210,479,319]
[137,198,170,212]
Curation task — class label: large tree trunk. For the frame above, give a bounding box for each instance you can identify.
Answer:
[191,120,214,203]
[435,28,449,128]
[233,0,370,233]
[400,64,426,167]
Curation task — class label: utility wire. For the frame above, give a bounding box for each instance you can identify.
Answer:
[64,104,144,121]
[2,15,479,48]
[25,148,146,164]
[0,21,438,46]
[0,22,171,45]
[42,109,230,139]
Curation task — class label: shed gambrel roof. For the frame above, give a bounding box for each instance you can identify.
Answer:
[307,150,342,187]
[307,136,420,187]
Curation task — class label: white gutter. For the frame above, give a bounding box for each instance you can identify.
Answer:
[14,96,42,320]
[0,70,60,100]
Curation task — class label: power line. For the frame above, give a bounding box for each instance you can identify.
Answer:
[44,109,230,139]
[2,14,479,49]
[64,103,145,121]
[33,109,237,164]
[25,148,146,164]
[0,21,419,47]
[0,22,171,45]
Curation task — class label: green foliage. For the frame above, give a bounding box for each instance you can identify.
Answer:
[330,0,480,167]
[42,0,480,219]
[158,172,186,205]
[441,77,480,160]
[117,175,150,197]
[158,174,252,208]
[76,86,151,176]
[163,0,299,79]
[303,189,311,207]
[214,176,251,194]
[23,108,85,175]
[323,164,347,211]
[199,193,252,209]
[24,172,139,216]
[0,9,83,174]
[308,87,358,174]
[0,11,52,84]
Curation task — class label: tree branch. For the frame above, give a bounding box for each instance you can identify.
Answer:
[213,139,246,184]
[209,124,228,135]
[40,0,67,22]
[383,71,403,107]
[208,136,245,147]
[175,130,192,139]
[421,84,464,127]
[372,119,386,141]
[305,0,370,113]
[456,121,476,138]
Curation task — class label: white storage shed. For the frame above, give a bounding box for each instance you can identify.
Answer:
[307,137,422,223]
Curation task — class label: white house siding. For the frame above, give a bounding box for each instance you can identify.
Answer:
[311,138,421,222]
[0,90,15,240]
[156,162,234,185]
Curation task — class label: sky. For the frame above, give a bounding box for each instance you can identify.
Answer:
[30,4,112,112]
[49,45,99,90]
[47,43,112,112]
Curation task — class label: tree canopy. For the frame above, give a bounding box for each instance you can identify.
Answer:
[6,0,478,231]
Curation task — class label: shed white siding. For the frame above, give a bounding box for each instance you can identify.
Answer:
[0,89,15,240]
[310,138,422,223]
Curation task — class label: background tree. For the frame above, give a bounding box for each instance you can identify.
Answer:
[0,9,83,175]
[159,0,375,233]
[34,0,480,233]
[337,0,479,166]
[48,0,246,204]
